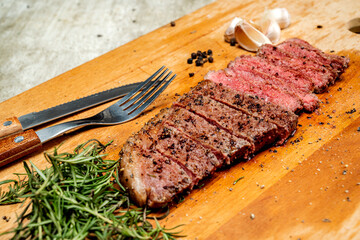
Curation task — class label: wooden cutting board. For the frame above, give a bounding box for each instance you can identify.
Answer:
[1,0,359,239]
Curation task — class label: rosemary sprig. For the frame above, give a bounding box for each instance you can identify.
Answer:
[0,139,183,239]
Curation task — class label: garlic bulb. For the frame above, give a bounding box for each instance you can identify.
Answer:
[261,8,291,29]
[234,20,272,52]
[224,17,243,42]
[260,18,281,43]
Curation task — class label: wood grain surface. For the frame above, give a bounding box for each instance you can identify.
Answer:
[0,0,359,239]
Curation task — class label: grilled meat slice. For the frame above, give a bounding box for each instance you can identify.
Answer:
[175,92,278,152]
[284,38,349,74]
[191,80,298,145]
[228,56,320,112]
[165,107,253,164]
[120,137,192,208]
[152,123,221,186]
[257,44,333,93]
[230,55,315,92]
[205,68,302,113]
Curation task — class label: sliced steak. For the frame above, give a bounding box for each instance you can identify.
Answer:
[226,66,304,112]
[257,44,333,92]
[277,41,339,82]
[228,57,320,112]
[119,38,350,208]
[120,136,192,208]
[134,109,221,187]
[205,69,302,113]
[230,55,315,92]
[285,38,349,72]
[153,123,220,186]
[165,107,253,164]
[191,80,298,145]
[175,92,278,152]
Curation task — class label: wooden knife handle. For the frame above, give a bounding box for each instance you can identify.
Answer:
[0,117,23,139]
[0,129,42,168]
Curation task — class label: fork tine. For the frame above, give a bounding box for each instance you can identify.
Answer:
[121,68,169,109]
[126,71,173,113]
[128,74,176,117]
[117,66,165,106]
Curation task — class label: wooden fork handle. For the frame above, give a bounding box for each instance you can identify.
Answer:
[0,129,42,168]
[0,116,23,139]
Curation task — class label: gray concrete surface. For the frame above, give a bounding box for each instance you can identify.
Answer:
[0,0,215,103]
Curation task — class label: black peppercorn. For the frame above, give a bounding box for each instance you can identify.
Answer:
[170,21,176,27]
[230,38,236,46]
[187,58,193,64]
[197,50,202,56]
[207,49,212,55]
[189,72,194,77]
[317,25,323,29]
[195,59,203,66]
[202,51,207,58]
[191,52,197,59]
[208,56,214,63]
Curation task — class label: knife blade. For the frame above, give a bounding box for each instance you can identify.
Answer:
[0,82,141,139]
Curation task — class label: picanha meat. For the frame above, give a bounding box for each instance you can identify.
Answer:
[119,38,349,208]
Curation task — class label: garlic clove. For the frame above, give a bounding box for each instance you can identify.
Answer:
[249,19,261,30]
[260,18,281,44]
[234,19,272,52]
[224,17,243,42]
[261,8,291,29]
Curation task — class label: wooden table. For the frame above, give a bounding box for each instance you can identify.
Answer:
[1,0,359,239]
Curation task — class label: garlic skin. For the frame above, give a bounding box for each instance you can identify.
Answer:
[261,8,291,29]
[234,20,272,52]
[224,17,243,42]
[260,18,281,44]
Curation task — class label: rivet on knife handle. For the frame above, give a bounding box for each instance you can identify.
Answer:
[0,117,23,139]
[0,129,42,168]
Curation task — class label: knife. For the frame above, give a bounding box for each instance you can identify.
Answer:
[0,82,141,139]
[0,66,172,168]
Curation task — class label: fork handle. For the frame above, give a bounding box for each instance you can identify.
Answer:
[0,116,101,168]
[0,129,42,168]
[0,116,23,139]
[0,118,96,168]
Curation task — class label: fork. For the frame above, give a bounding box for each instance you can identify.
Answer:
[0,66,176,168]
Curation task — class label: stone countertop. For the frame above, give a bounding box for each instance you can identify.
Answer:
[0,0,214,103]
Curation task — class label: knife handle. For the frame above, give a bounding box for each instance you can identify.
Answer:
[0,117,23,139]
[0,129,42,168]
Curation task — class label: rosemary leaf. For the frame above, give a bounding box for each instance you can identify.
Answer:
[0,139,183,239]
[233,176,245,185]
